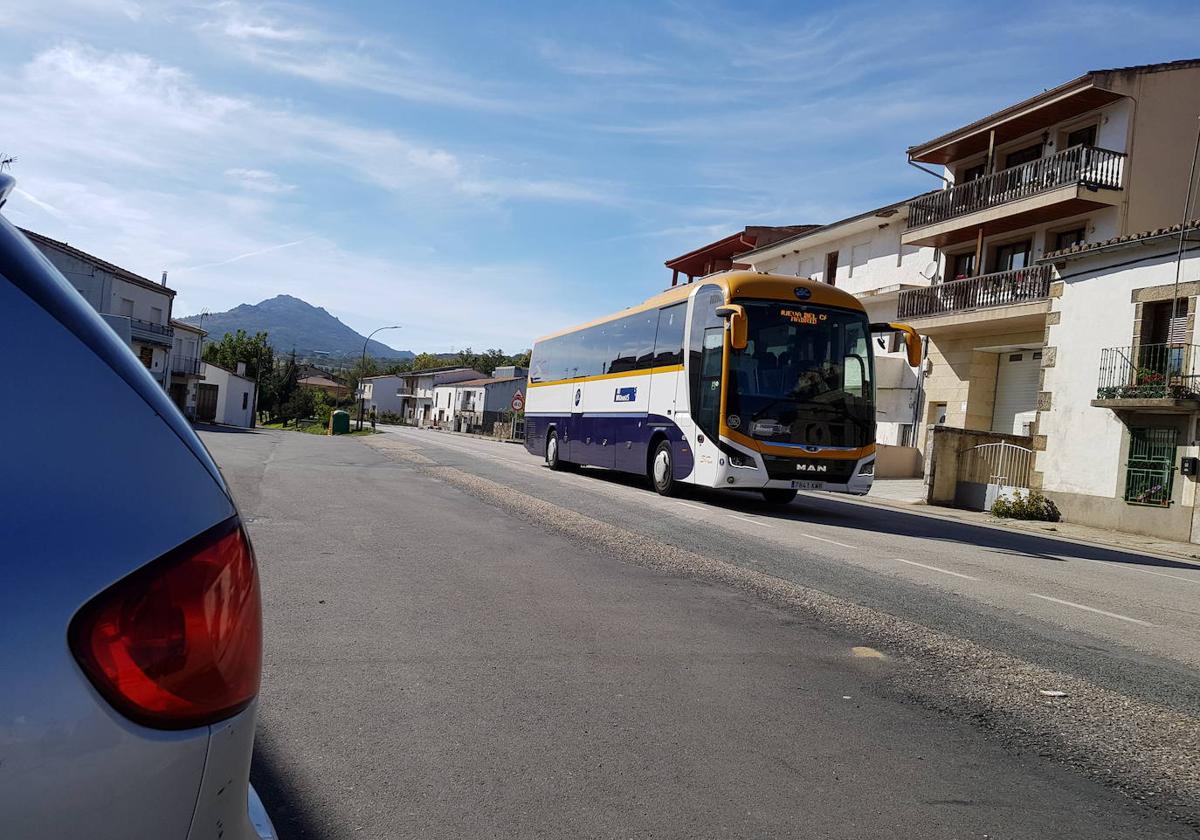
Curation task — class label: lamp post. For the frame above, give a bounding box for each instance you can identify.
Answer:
[358,325,400,430]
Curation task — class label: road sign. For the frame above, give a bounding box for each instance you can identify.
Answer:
[511,390,525,412]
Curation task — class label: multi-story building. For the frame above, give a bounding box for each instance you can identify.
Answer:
[899,59,1200,452]
[22,229,176,389]
[168,320,205,418]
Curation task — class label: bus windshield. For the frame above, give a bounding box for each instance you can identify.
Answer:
[725,302,875,448]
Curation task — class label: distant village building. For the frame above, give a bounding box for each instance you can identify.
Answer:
[358,366,485,425]
[432,366,528,432]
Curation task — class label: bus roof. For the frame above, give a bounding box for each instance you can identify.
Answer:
[533,271,866,344]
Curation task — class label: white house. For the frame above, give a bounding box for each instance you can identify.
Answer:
[735,197,938,459]
[24,228,176,388]
[360,366,485,424]
[431,366,527,432]
[1034,222,1200,540]
[198,362,257,428]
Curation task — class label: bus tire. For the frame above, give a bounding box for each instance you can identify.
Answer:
[546,430,567,471]
[650,440,677,496]
[761,488,798,505]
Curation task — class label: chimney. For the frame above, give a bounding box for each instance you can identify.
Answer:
[161,270,168,286]
[236,362,247,377]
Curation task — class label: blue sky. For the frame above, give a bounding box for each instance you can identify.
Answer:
[2,1,1198,353]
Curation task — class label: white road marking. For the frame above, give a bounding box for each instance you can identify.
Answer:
[892,557,978,580]
[1027,593,1155,627]
[798,532,857,549]
[676,501,707,511]
[1063,555,1200,586]
[728,514,774,528]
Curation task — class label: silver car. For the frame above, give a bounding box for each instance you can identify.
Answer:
[0,173,276,840]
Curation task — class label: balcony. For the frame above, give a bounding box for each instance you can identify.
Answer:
[897,264,1052,325]
[130,317,174,347]
[902,146,1126,248]
[171,355,202,376]
[1093,343,1200,412]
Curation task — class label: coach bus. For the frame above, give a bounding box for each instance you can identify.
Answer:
[523,271,922,502]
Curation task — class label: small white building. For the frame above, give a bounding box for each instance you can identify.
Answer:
[1035,222,1200,540]
[199,362,257,428]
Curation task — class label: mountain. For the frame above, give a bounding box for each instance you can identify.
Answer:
[180,295,414,360]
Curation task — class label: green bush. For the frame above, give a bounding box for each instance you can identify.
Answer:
[991,491,1061,522]
[379,410,404,424]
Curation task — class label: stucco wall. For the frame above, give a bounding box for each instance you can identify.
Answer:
[1038,248,1200,500]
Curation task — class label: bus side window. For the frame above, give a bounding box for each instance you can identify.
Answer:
[653,303,686,367]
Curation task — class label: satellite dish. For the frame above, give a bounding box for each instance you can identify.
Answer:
[919,261,939,282]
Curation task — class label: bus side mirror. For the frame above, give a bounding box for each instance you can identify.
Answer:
[870,321,923,367]
[716,304,748,350]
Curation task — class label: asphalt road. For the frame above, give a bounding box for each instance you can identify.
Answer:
[200,426,1200,838]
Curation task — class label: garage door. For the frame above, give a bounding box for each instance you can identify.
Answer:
[991,350,1040,435]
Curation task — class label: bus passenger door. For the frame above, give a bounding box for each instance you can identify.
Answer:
[684,286,727,487]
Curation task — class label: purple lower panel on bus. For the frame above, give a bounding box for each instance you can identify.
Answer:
[523,413,692,481]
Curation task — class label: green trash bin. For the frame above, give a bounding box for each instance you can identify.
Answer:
[330,410,351,435]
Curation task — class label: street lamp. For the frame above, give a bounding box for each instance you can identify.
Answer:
[358,325,401,430]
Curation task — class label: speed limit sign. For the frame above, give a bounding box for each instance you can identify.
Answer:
[510,390,525,412]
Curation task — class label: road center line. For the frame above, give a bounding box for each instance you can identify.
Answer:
[676,501,707,511]
[1027,593,1155,627]
[892,557,978,580]
[728,514,774,528]
[798,532,857,549]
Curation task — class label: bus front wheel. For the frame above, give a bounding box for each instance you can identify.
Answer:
[761,488,798,505]
[650,440,677,496]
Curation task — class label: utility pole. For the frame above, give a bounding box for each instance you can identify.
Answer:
[358,325,401,430]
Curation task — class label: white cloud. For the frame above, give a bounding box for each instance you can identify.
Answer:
[224,168,297,194]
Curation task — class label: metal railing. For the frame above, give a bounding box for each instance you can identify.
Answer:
[130,317,172,336]
[897,264,1052,319]
[1096,343,1200,400]
[171,355,202,375]
[907,145,1126,230]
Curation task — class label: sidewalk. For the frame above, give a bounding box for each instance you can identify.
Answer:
[857,480,1200,566]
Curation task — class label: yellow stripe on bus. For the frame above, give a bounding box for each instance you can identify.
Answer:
[527,364,684,388]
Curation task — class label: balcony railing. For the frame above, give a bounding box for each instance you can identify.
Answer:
[130,317,172,336]
[908,145,1126,230]
[897,264,1052,320]
[171,355,202,376]
[1096,343,1200,400]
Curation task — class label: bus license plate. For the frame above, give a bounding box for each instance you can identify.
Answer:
[791,480,822,491]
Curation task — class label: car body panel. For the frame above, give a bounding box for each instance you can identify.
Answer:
[0,201,269,838]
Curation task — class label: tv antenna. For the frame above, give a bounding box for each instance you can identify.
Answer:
[0,153,16,172]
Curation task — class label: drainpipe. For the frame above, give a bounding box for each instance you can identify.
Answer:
[1171,117,1200,322]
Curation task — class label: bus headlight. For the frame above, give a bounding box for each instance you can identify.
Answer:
[857,459,875,476]
[728,450,756,469]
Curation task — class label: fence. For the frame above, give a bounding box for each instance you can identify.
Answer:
[1096,343,1200,400]
[898,264,1051,320]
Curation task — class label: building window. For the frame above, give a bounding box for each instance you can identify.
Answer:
[242,392,249,410]
[1064,124,1097,149]
[824,251,839,286]
[138,345,153,368]
[897,423,914,447]
[992,239,1032,272]
[1003,143,1042,169]
[960,161,986,182]
[1053,227,1086,251]
[1124,427,1177,507]
[150,306,163,324]
[948,251,976,280]
[120,298,135,317]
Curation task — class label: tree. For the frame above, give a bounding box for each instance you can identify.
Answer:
[202,329,274,379]
[410,353,444,371]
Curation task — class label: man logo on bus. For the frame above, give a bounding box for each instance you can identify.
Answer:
[794,287,812,300]
[797,463,828,473]
[574,388,581,407]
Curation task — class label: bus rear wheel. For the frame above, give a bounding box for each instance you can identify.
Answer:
[546,430,568,471]
[761,488,798,505]
[650,440,677,496]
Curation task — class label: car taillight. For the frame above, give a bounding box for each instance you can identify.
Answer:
[69,517,262,730]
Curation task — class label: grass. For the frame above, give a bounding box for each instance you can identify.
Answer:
[260,420,376,437]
